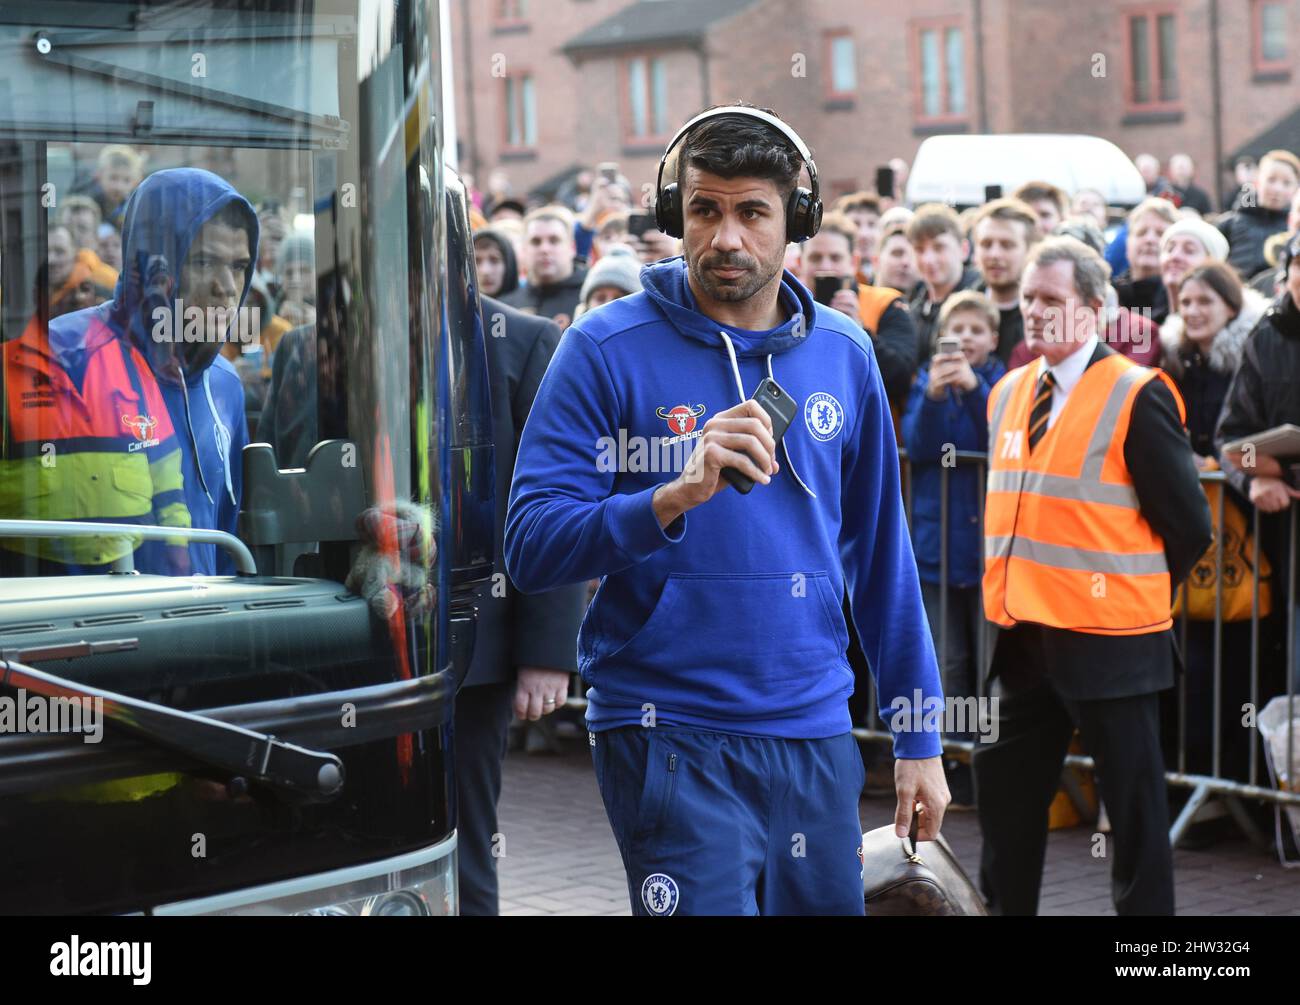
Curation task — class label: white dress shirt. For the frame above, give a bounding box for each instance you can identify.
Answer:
[1038,334,1099,429]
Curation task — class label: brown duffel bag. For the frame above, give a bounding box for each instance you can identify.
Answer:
[860,821,988,916]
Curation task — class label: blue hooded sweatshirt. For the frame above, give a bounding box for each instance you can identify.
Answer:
[902,354,1006,588]
[48,168,254,575]
[505,258,944,756]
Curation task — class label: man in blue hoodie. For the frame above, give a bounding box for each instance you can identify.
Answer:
[45,168,254,575]
[506,106,948,916]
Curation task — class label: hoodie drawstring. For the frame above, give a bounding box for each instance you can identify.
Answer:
[177,363,236,509]
[717,331,816,500]
[203,369,237,507]
[765,352,816,500]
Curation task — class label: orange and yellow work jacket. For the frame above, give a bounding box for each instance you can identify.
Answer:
[1,314,190,568]
[983,351,1185,636]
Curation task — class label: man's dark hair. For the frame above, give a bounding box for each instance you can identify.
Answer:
[675,105,803,202]
[209,199,255,234]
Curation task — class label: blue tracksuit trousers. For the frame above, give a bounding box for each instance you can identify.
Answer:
[591,726,867,916]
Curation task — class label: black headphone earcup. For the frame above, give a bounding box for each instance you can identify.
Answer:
[656,182,684,239]
[786,187,822,243]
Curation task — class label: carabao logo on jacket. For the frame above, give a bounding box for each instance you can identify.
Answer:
[804,392,844,441]
[121,413,161,451]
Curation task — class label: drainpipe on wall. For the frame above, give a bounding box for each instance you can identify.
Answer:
[1209,0,1224,209]
[459,0,479,184]
[697,41,712,108]
[973,0,988,134]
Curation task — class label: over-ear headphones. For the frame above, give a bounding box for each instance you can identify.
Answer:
[653,105,822,244]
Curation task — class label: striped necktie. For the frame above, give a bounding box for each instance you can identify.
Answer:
[1028,370,1056,452]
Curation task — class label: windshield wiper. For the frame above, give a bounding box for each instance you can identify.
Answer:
[0,640,343,799]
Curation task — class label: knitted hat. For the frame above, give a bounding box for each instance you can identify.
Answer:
[580,246,643,304]
[276,231,316,273]
[1160,217,1229,262]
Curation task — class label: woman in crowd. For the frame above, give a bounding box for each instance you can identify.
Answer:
[1217,234,1300,709]
[1159,262,1271,796]
[1113,196,1180,325]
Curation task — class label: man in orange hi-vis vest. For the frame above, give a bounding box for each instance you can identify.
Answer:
[975,236,1211,916]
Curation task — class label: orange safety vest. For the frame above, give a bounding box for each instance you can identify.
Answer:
[983,351,1185,636]
[856,284,903,335]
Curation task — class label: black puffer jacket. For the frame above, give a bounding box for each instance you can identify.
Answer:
[1215,292,1300,606]
[1113,270,1170,326]
[1216,204,1290,280]
[1216,291,1300,474]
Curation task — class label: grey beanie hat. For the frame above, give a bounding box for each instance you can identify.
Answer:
[580,246,643,304]
[276,231,316,274]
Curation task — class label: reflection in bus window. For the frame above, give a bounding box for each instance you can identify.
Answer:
[1,168,256,575]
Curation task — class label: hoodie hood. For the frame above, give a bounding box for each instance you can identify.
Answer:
[1160,286,1269,378]
[111,167,259,387]
[640,257,815,359]
[473,228,520,298]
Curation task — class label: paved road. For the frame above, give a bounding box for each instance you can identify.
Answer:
[496,738,1300,916]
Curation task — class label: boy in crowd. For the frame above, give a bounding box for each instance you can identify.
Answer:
[908,203,981,362]
[902,290,1006,806]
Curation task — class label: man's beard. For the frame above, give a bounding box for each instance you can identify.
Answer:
[688,250,781,303]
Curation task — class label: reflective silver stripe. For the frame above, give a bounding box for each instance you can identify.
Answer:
[987,469,1139,509]
[985,535,1169,575]
[988,367,1028,439]
[1081,364,1148,480]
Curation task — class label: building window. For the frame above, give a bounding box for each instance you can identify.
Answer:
[503,74,536,150]
[624,56,668,140]
[911,19,967,124]
[495,0,528,26]
[825,32,857,99]
[1126,7,1180,110]
[1253,0,1289,75]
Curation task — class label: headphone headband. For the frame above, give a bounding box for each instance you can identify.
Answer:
[656,105,820,202]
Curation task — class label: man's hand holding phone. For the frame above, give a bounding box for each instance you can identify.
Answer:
[652,399,779,529]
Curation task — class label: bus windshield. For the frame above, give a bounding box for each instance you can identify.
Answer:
[0,0,447,602]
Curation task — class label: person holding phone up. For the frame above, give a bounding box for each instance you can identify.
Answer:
[506,105,948,916]
[901,291,1006,807]
[795,211,919,414]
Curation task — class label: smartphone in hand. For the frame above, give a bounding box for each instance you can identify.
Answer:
[627,212,655,238]
[721,377,798,494]
[813,274,857,306]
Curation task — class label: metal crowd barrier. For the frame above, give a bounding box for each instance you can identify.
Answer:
[856,449,1300,859]
[555,446,1300,860]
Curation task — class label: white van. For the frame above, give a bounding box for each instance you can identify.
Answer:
[905,133,1147,212]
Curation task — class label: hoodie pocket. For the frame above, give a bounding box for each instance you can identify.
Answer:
[607,571,849,676]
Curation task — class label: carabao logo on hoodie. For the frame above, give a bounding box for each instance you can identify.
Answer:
[656,403,706,436]
[804,392,844,441]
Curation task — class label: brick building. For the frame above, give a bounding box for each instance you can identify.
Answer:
[452,0,1300,212]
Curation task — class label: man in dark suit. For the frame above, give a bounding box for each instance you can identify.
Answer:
[974,236,1212,916]
[455,296,589,915]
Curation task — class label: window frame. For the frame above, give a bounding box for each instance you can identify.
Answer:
[1252,0,1290,76]
[1122,5,1183,114]
[500,70,537,154]
[493,0,529,31]
[909,17,969,127]
[823,29,858,102]
[619,52,671,145]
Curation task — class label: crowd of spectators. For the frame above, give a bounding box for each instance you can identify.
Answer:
[468,146,1300,828]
